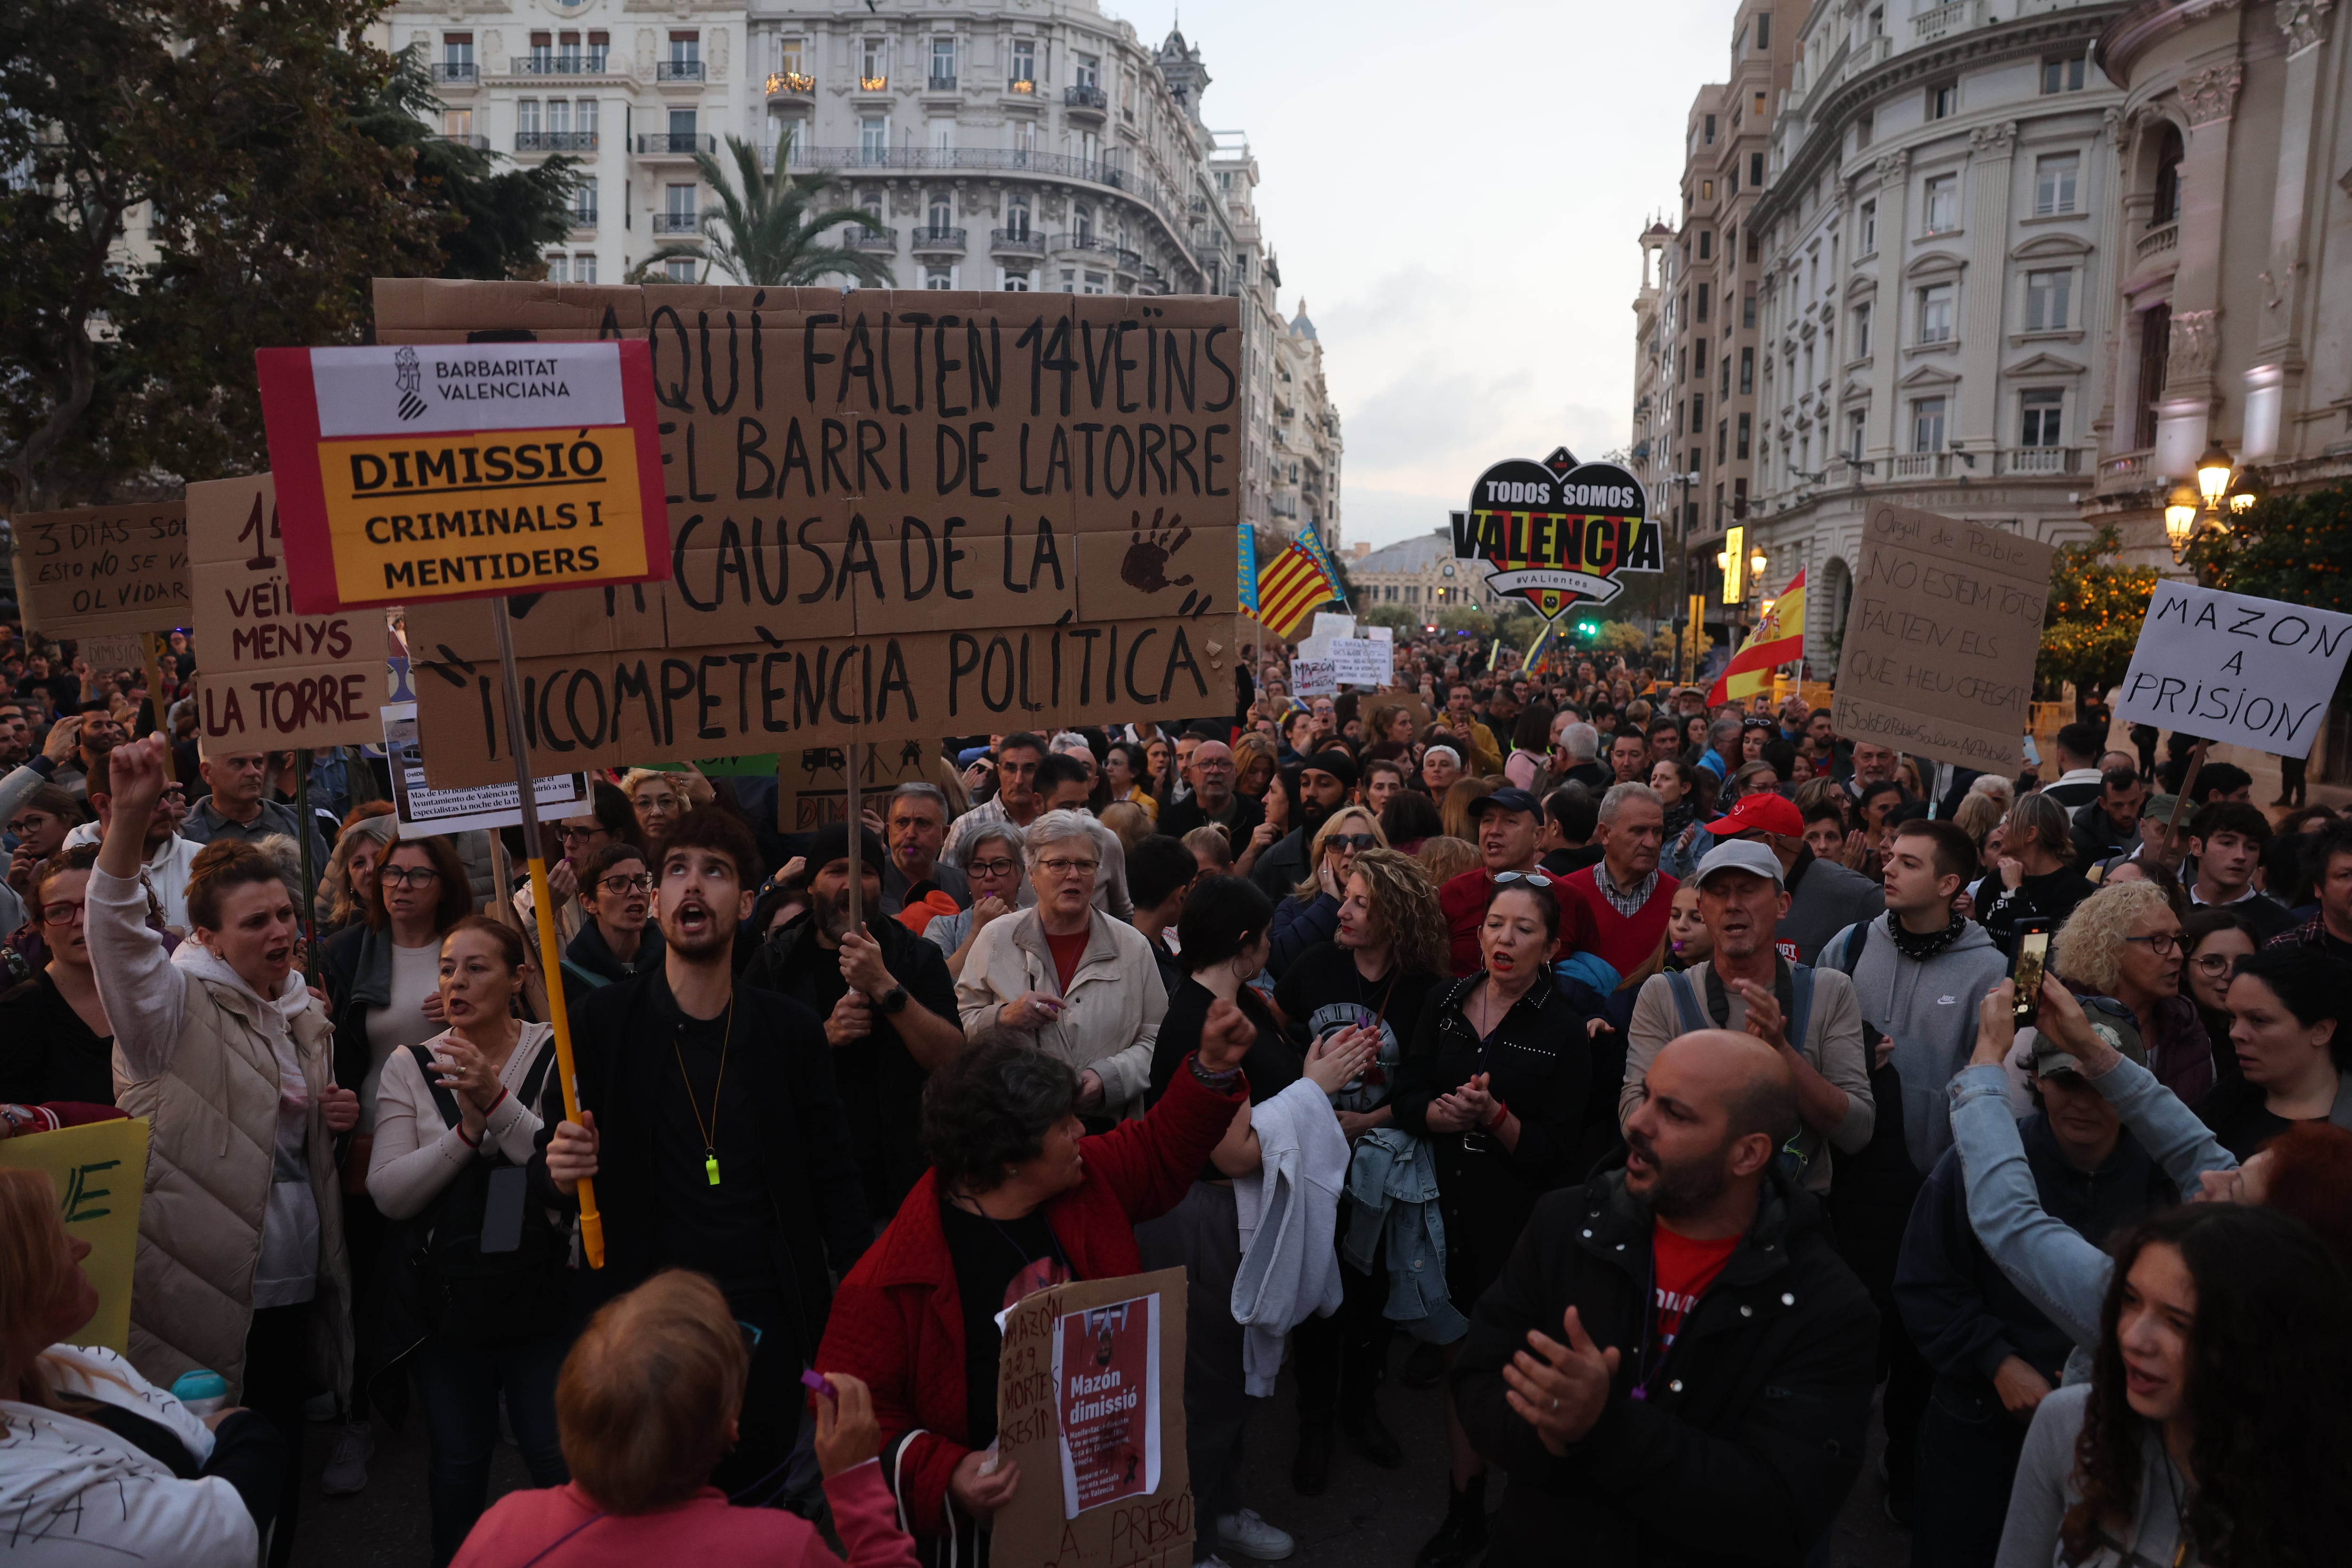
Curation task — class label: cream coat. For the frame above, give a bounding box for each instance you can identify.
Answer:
[954,906,1166,1118]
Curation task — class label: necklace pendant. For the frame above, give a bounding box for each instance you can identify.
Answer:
[1629,1385,1647,1402]
[705,1154,722,1187]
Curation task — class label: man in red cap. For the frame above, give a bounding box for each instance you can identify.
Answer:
[1707,792,1885,964]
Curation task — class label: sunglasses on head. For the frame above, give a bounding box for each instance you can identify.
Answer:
[1492,869,1554,888]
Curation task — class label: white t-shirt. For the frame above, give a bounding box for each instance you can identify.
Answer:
[361,940,445,1133]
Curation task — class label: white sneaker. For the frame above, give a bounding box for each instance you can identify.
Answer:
[1216,1509,1296,1562]
[320,1419,373,1496]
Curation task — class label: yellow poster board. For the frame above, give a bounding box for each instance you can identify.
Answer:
[0,1118,151,1353]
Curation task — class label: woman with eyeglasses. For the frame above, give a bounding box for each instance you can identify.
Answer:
[2177,909,2257,1085]
[2197,945,2352,1159]
[367,916,570,1564]
[1391,874,1609,1568]
[1266,805,1390,980]
[558,842,664,1008]
[0,846,114,1106]
[2050,881,2216,1112]
[516,781,643,948]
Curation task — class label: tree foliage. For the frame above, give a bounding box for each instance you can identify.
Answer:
[2037,525,2159,700]
[635,131,897,289]
[2,2,580,509]
[2182,483,2352,614]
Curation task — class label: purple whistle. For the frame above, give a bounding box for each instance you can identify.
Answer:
[800,1369,838,1402]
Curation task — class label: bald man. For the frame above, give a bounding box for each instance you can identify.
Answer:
[1452,1030,1877,1566]
[1157,738,1263,842]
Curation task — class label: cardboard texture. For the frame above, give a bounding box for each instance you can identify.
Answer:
[1075,524,1238,623]
[775,737,941,833]
[0,1119,149,1355]
[12,502,192,637]
[991,1268,1192,1568]
[1830,504,2056,773]
[2112,583,2352,758]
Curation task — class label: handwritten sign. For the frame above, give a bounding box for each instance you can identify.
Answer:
[256,341,673,613]
[0,1118,150,1353]
[1290,658,1335,698]
[77,633,145,674]
[1327,637,1395,688]
[10,503,191,637]
[375,284,1246,788]
[993,1268,1191,1568]
[1830,504,2056,773]
[2113,583,2352,756]
[776,739,940,833]
[187,474,385,754]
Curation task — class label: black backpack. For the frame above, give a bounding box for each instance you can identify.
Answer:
[405,1037,569,1351]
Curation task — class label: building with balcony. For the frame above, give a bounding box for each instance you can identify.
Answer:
[1271,303,1345,549]
[373,0,759,284]
[1736,0,2129,669]
[1351,530,1506,618]
[2082,0,2352,570]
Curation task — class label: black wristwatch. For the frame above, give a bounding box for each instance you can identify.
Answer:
[880,985,909,1015]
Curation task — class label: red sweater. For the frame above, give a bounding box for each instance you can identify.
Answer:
[1559,864,1678,981]
[1440,868,1602,977]
[452,1462,914,1568]
[815,1059,1246,1538]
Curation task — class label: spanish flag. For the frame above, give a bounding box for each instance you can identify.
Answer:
[1708,567,1806,706]
[1256,529,1341,640]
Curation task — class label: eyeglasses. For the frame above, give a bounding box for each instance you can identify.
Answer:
[380,867,444,888]
[2191,953,2238,977]
[967,857,1019,878]
[2123,931,2181,956]
[39,900,86,925]
[559,825,608,844]
[1493,869,1554,888]
[1325,833,1379,852]
[597,873,654,894]
[1037,856,1099,878]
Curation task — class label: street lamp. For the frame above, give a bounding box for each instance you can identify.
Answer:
[2165,440,2270,562]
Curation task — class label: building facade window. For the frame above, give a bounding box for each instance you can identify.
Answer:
[1923,175,1958,233]
[859,116,889,161]
[1010,39,1036,86]
[1917,282,1955,342]
[1860,199,1877,253]
[862,37,888,84]
[2020,389,2063,447]
[924,266,955,289]
[2026,269,2072,331]
[1853,302,1872,357]
[1927,81,1956,119]
[1739,346,1754,393]
[1697,282,1710,323]
[667,257,696,282]
[930,36,956,88]
[1848,410,1867,461]
[2034,154,2079,216]
[2042,55,2086,93]
[1699,230,1712,261]
[1737,412,1751,459]
[1912,396,1947,452]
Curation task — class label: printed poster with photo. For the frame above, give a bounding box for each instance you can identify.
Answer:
[1054,1294,1162,1515]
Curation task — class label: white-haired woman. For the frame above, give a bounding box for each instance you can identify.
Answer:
[926,823,1027,978]
[2049,878,2216,1111]
[953,811,1168,1124]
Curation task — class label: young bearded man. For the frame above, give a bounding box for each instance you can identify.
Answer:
[2185,800,2295,939]
[1624,841,1875,1196]
[1453,1030,1876,1564]
[538,808,870,1499]
[2068,767,2147,868]
[746,822,962,1221]
[1560,783,1677,982]
[1250,749,1358,901]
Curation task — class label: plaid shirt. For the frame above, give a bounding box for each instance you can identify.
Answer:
[1592,861,1661,920]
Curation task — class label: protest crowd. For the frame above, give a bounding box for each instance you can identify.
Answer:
[3,610,2350,1568]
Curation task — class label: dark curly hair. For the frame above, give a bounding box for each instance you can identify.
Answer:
[2063,1205,2352,1568]
[921,1033,1079,1196]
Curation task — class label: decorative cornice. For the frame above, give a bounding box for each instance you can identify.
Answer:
[2179,60,2242,126]
[2098,1,2246,90]
[2279,0,2336,54]
[1969,120,2020,156]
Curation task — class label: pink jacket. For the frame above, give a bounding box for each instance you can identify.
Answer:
[452,1459,917,1568]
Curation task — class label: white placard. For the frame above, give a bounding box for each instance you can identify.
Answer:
[2113,583,2352,758]
[381,701,588,836]
[1290,658,1335,697]
[309,342,627,437]
[77,633,145,672]
[1365,626,1393,644]
[1311,612,1356,642]
[1327,638,1395,687]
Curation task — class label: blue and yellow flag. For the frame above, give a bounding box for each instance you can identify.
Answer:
[1236,523,1260,618]
[1295,522,1344,601]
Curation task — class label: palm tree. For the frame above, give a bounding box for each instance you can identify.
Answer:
[631,129,897,287]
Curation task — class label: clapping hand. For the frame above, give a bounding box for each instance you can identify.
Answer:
[1503,1306,1621,1455]
[1304,1026,1378,1098]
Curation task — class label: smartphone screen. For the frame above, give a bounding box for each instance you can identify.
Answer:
[2012,924,2051,1023]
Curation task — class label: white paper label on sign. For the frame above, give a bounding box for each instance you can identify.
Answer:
[1327,638,1395,687]
[78,633,144,672]
[309,343,628,437]
[1311,612,1357,642]
[382,702,587,836]
[2113,583,2352,757]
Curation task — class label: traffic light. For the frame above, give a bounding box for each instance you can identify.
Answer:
[1574,618,1601,642]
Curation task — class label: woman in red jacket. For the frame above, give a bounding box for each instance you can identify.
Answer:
[817,1012,1260,1566]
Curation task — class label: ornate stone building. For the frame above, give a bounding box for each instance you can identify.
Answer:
[1351,529,1505,616]
[1271,303,1344,549]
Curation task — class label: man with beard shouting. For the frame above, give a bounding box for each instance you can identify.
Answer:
[537,808,871,1504]
[745,822,962,1221]
[1452,1030,1877,1565]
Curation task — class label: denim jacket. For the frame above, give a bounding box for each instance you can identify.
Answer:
[1342,1125,1469,1345]
[1947,1058,2233,1353]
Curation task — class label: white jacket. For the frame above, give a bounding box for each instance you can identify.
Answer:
[0,1344,260,1566]
[1229,1078,1351,1396]
[954,908,1166,1118]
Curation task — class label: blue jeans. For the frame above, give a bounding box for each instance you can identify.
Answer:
[415,1334,570,1566]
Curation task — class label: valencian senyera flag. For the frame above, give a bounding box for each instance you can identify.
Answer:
[1255,527,1342,640]
[1708,567,1807,706]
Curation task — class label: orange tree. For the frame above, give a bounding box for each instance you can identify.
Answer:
[2183,482,2352,613]
[2038,525,2159,710]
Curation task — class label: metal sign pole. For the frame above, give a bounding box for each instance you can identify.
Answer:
[491,597,604,1269]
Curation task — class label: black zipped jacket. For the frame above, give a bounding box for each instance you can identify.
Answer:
[1453,1165,1877,1566]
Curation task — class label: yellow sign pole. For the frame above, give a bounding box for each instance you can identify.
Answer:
[490,597,603,1268]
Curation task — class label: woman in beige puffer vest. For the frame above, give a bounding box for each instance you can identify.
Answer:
[88,737,360,1548]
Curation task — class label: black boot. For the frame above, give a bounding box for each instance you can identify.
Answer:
[1291,1416,1334,1496]
[1399,1339,1447,1390]
[1414,1474,1487,1568]
[1340,1396,1404,1469]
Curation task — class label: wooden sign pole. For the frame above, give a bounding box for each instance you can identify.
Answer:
[2156,738,2208,872]
[491,597,604,1268]
[295,748,320,980]
[844,740,862,931]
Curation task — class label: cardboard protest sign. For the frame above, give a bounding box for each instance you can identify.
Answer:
[11,503,191,637]
[1327,637,1394,688]
[993,1268,1191,1568]
[186,475,385,754]
[776,738,941,833]
[2113,584,2352,756]
[1290,658,1335,697]
[1450,446,1662,616]
[255,341,673,613]
[0,1119,149,1353]
[1830,504,2055,773]
[382,701,586,836]
[77,633,146,673]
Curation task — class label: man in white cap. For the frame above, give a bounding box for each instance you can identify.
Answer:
[1621,840,1875,1195]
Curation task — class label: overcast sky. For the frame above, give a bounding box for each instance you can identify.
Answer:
[1113,0,1731,551]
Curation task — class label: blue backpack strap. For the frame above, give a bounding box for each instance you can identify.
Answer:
[1788,963,1816,1052]
[1663,970,1708,1034]
[1838,920,1869,976]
